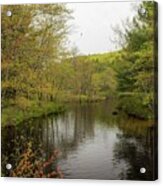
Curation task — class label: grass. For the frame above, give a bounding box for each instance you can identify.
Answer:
[1,101,65,127]
[1,94,106,127]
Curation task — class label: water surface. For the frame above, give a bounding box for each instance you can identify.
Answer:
[2,101,156,180]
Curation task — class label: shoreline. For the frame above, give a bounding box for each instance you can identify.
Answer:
[1,102,65,127]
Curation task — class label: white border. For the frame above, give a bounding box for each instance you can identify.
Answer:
[0,0,162,186]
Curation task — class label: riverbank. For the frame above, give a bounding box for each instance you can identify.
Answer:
[117,92,154,120]
[1,101,65,127]
[2,100,155,179]
[2,92,154,127]
[63,94,106,103]
[1,95,106,127]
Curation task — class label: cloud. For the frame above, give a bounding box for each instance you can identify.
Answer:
[67,2,138,55]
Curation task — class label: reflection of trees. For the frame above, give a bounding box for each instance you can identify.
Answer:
[2,103,96,176]
[1,120,48,176]
[2,101,157,179]
[113,118,157,180]
[42,104,96,158]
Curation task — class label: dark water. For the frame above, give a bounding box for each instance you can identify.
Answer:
[2,101,157,180]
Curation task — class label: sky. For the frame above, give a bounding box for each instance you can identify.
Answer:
[67,1,139,55]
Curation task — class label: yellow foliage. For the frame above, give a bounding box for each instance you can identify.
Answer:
[15,97,32,111]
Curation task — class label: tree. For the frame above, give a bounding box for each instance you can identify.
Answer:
[114,1,157,118]
[1,4,71,106]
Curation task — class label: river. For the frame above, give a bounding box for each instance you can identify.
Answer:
[2,100,156,180]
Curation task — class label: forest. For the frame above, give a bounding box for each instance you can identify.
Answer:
[1,1,157,126]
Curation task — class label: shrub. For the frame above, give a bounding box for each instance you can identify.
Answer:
[118,93,154,119]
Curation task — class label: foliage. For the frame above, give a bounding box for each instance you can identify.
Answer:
[1,4,71,123]
[2,4,118,126]
[1,2,157,126]
[65,55,117,100]
[2,4,71,102]
[118,93,153,119]
[2,102,65,126]
[10,142,63,178]
[114,1,157,119]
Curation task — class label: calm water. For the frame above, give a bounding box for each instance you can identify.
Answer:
[2,101,156,180]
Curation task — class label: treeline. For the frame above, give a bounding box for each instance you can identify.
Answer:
[64,54,117,101]
[1,2,157,125]
[114,1,157,119]
[1,4,73,125]
[1,4,117,126]
[2,4,71,105]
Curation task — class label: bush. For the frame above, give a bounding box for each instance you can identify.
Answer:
[118,93,154,119]
[1,101,65,126]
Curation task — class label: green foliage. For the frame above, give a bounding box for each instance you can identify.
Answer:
[65,54,117,100]
[2,2,157,125]
[2,4,118,126]
[118,93,153,119]
[114,1,157,119]
[2,102,65,126]
[2,4,71,101]
[1,4,70,125]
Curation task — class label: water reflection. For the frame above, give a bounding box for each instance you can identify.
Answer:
[2,101,156,180]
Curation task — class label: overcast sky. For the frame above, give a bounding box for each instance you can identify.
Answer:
[67,2,139,55]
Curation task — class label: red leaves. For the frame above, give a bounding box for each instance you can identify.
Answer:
[10,142,63,178]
